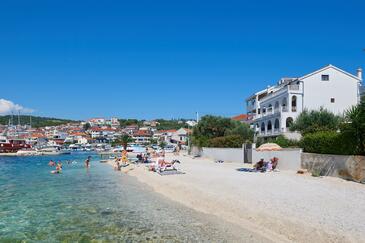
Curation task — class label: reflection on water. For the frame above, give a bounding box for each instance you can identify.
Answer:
[0,154,237,242]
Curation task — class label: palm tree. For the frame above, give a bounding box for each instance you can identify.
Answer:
[342,99,365,155]
[114,135,134,150]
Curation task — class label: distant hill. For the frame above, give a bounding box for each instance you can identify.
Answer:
[0,115,77,128]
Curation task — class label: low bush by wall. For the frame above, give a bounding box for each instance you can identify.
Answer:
[300,131,356,155]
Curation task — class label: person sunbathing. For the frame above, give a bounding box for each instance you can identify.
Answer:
[272,157,279,170]
[254,159,265,171]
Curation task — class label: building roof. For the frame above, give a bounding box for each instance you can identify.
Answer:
[158,129,177,133]
[90,127,116,132]
[231,114,249,121]
[299,64,361,81]
[133,130,152,136]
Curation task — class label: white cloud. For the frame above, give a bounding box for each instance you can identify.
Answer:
[0,99,34,115]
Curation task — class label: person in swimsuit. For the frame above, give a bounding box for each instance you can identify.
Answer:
[85,156,91,168]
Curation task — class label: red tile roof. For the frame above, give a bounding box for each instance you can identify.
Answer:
[159,129,177,133]
[133,130,152,136]
[231,114,249,121]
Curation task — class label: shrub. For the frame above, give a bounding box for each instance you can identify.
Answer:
[340,101,365,155]
[256,135,299,148]
[207,135,244,148]
[300,131,355,155]
[192,115,254,147]
[290,108,342,135]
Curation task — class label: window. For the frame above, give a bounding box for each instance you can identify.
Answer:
[286,117,293,128]
[331,98,335,103]
[321,75,329,81]
[291,95,297,112]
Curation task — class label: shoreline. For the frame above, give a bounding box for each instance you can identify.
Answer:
[105,153,365,242]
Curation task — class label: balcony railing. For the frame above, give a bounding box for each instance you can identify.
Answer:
[288,84,300,91]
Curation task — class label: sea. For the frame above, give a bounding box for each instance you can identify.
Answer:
[0,153,240,242]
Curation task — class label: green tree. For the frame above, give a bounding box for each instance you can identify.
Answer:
[341,99,365,155]
[113,135,134,149]
[290,108,341,135]
[193,115,235,139]
[159,141,167,148]
[225,121,254,140]
[207,135,244,148]
[192,115,254,147]
[149,138,158,145]
[83,122,91,131]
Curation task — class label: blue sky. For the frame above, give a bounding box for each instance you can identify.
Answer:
[0,0,364,120]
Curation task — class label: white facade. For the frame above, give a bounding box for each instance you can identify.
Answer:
[246,65,362,139]
[171,128,190,144]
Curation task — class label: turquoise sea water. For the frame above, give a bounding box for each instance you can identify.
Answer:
[0,153,239,242]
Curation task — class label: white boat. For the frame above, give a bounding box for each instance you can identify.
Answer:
[38,146,70,155]
[128,144,146,153]
[16,148,41,156]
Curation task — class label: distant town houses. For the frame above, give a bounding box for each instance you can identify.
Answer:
[154,128,192,145]
[86,117,120,127]
[246,65,363,139]
[0,114,197,151]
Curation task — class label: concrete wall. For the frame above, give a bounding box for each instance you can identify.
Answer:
[252,148,302,171]
[201,147,244,163]
[301,153,365,183]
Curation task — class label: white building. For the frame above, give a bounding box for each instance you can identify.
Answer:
[246,65,362,139]
[171,128,191,144]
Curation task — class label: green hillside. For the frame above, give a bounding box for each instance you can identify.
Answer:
[0,115,77,128]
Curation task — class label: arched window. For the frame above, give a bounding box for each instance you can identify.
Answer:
[286,117,293,128]
[282,98,287,111]
[274,101,279,112]
[291,96,297,112]
[274,119,280,131]
[267,120,272,132]
[261,122,265,133]
[268,104,273,114]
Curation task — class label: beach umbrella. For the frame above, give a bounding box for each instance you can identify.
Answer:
[256,143,282,152]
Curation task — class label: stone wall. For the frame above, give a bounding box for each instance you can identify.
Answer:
[301,153,365,183]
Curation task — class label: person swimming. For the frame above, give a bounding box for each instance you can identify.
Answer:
[48,160,56,167]
[84,156,91,168]
[51,163,62,174]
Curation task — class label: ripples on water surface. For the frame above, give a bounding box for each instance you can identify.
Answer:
[0,154,238,242]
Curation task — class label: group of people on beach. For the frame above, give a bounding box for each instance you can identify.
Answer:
[113,150,130,171]
[254,157,279,172]
[112,147,180,173]
[149,150,181,173]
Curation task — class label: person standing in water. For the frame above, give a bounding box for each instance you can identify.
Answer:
[85,156,91,168]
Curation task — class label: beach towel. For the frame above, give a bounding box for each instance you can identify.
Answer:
[157,170,185,176]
